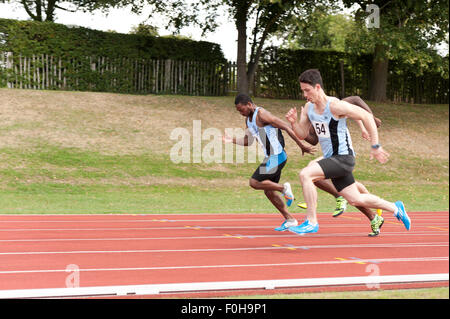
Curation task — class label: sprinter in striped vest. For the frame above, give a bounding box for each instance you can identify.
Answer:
[222,94,314,231]
[285,69,411,234]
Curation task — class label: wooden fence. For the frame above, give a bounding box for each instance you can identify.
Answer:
[1,51,447,103]
[0,52,232,96]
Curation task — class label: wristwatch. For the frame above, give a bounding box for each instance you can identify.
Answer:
[371,144,381,149]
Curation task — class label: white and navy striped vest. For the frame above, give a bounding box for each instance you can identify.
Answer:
[307,98,355,159]
[246,107,285,158]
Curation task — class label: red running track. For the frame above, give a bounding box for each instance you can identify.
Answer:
[0,211,448,298]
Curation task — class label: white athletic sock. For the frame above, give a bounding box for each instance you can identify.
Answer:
[393,206,399,217]
[308,220,318,226]
[285,219,298,227]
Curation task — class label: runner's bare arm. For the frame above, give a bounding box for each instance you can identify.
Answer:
[306,123,319,146]
[330,100,390,163]
[342,96,380,140]
[305,97,381,144]
[285,105,311,140]
[258,108,315,155]
[342,96,381,127]
[222,128,254,146]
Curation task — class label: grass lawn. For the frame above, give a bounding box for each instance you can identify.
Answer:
[1,88,448,214]
[227,286,449,299]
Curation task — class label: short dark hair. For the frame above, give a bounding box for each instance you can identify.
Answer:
[235,93,253,105]
[298,69,324,89]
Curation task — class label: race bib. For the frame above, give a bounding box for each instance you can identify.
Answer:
[312,121,330,138]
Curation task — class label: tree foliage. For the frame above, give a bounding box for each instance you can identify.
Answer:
[0,0,128,21]
[126,0,329,94]
[129,23,159,36]
[342,0,449,101]
[278,5,356,52]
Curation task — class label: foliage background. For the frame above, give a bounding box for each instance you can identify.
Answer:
[0,18,225,61]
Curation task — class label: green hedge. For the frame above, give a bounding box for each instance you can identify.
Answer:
[259,47,372,99]
[0,19,225,62]
[0,19,227,95]
[258,47,448,104]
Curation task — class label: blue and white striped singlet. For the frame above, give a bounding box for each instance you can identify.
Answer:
[307,98,355,159]
[246,107,286,158]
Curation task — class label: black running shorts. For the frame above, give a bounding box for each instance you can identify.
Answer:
[317,155,355,192]
[251,151,287,183]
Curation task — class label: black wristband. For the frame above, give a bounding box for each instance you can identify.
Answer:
[371,144,381,149]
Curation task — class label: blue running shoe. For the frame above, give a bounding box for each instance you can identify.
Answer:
[274,219,298,231]
[288,220,319,235]
[394,201,411,230]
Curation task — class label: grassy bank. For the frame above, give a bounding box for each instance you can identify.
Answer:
[227,287,449,299]
[0,88,448,214]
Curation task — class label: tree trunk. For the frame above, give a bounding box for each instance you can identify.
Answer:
[36,0,43,21]
[369,44,389,102]
[339,59,345,99]
[245,8,280,97]
[247,61,257,95]
[235,3,249,95]
[21,0,56,22]
[45,0,57,22]
[246,31,268,96]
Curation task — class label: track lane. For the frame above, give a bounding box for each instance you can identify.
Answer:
[0,212,448,295]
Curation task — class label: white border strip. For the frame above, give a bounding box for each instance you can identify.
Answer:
[0,273,447,299]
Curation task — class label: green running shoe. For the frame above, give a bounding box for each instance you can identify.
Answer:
[368,214,384,237]
[332,196,347,217]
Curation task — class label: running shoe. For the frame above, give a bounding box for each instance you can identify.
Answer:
[274,219,298,231]
[394,201,411,230]
[288,220,319,235]
[333,196,347,217]
[368,214,384,237]
[297,202,307,209]
[283,182,294,207]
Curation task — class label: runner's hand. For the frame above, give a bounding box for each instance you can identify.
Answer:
[285,108,298,124]
[299,141,316,156]
[370,147,390,164]
[222,134,233,144]
[361,127,370,141]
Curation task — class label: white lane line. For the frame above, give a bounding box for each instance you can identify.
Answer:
[0,226,275,231]
[0,231,447,243]
[0,273,447,298]
[0,257,447,275]
[0,234,298,242]
[0,242,447,256]
[0,216,447,223]
[0,223,448,231]
[0,211,447,216]
[0,218,279,223]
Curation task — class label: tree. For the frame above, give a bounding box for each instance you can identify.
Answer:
[0,1,128,22]
[130,23,159,36]
[129,0,326,95]
[342,0,449,102]
[279,5,355,51]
